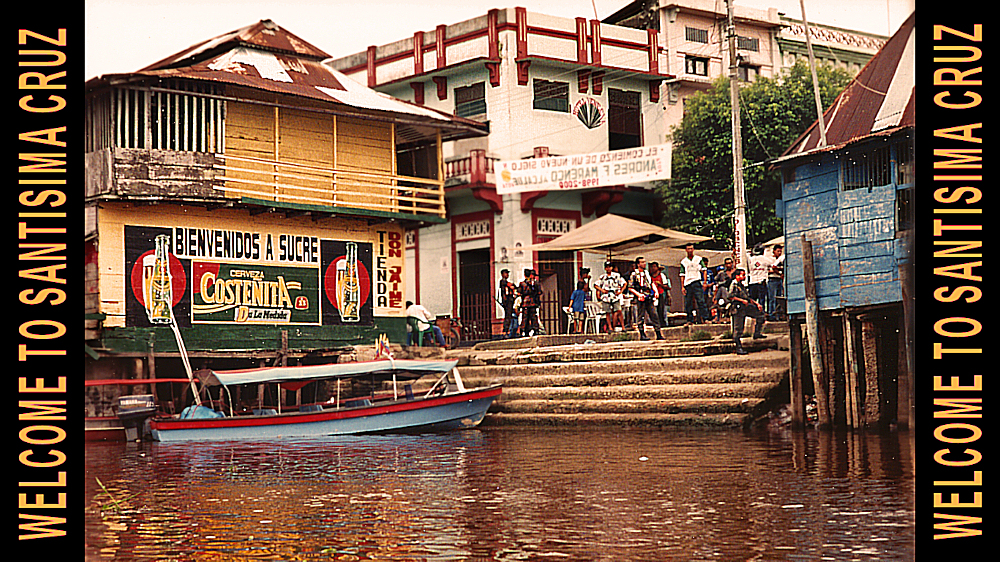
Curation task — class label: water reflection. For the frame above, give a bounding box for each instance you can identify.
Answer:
[86,427,914,561]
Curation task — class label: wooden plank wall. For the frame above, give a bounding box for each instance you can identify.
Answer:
[223,102,396,210]
[782,151,902,315]
[278,107,335,206]
[838,185,902,306]
[336,115,394,210]
[224,102,277,201]
[782,159,841,315]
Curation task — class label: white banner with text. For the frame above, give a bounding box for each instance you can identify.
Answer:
[495,144,671,195]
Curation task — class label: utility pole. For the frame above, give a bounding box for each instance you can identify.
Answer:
[800,0,827,147]
[726,0,748,270]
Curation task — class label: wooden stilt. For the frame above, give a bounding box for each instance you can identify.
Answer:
[801,236,831,428]
[789,318,805,427]
[862,319,882,426]
[843,314,861,428]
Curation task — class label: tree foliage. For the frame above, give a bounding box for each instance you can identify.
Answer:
[659,60,854,248]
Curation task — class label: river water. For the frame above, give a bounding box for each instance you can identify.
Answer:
[85,426,914,561]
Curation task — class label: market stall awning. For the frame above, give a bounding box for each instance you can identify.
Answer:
[522,214,711,254]
[613,242,733,268]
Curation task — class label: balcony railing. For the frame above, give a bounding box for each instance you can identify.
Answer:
[214,154,446,218]
[445,149,498,187]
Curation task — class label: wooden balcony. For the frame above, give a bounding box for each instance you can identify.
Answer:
[215,154,446,218]
[85,146,446,219]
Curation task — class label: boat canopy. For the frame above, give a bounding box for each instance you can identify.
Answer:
[194,359,459,387]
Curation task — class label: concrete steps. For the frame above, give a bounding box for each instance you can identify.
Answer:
[396,323,790,428]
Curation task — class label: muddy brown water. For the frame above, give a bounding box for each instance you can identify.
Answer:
[85,426,914,561]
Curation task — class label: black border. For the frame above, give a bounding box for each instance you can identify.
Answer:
[915,5,987,557]
[13,7,85,554]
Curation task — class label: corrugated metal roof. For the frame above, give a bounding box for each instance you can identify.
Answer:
[86,20,488,142]
[139,19,331,72]
[779,12,914,160]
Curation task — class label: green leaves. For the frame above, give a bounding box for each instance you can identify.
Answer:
[660,61,853,248]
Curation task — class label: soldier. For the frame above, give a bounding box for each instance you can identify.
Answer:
[499,268,517,336]
[628,257,664,341]
[518,269,542,337]
[728,268,766,355]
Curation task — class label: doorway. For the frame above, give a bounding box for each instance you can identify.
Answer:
[537,250,576,335]
[458,248,492,342]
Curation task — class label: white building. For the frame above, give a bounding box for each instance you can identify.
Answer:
[604,0,886,143]
[328,7,674,338]
[327,2,886,340]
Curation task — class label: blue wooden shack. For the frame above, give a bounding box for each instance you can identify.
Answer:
[772,13,914,430]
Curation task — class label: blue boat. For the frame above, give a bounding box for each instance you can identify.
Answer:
[148,359,501,441]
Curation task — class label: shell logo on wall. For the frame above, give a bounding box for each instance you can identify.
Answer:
[573,97,605,129]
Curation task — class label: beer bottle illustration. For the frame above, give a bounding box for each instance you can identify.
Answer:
[336,242,361,322]
[144,234,174,324]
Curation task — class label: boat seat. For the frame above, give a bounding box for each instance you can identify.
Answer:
[252,408,277,416]
[341,398,372,408]
[299,404,324,413]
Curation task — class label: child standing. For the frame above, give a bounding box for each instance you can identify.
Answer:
[569,280,588,334]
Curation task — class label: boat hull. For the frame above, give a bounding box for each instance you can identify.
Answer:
[85,417,126,441]
[149,385,501,442]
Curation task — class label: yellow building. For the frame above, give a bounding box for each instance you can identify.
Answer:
[84,20,486,389]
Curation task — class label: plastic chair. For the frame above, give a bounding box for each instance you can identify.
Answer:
[584,301,605,334]
[562,306,574,334]
[407,316,434,346]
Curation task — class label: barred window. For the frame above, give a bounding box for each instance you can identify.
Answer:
[533,79,569,112]
[685,27,709,43]
[113,81,225,152]
[737,35,760,52]
[841,144,893,190]
[896,140,914,185]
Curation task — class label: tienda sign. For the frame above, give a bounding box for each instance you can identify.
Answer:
[495,144,671,195]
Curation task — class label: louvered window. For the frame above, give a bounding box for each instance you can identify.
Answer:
[608,89,641,150]
[455,82,486,118]
[533,79,569,112]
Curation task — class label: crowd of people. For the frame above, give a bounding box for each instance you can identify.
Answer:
[409,242,785,348]
[691,243,785,354]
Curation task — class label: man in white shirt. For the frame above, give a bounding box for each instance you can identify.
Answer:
[680,243,710,324]
[747,245,773,308]
[766,244,785,320]
[594,261,626,332]
[405,301,447,347]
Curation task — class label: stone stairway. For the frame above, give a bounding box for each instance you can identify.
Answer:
[405,322,791,428]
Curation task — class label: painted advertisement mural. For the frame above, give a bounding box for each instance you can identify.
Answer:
[125,226,374,328]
